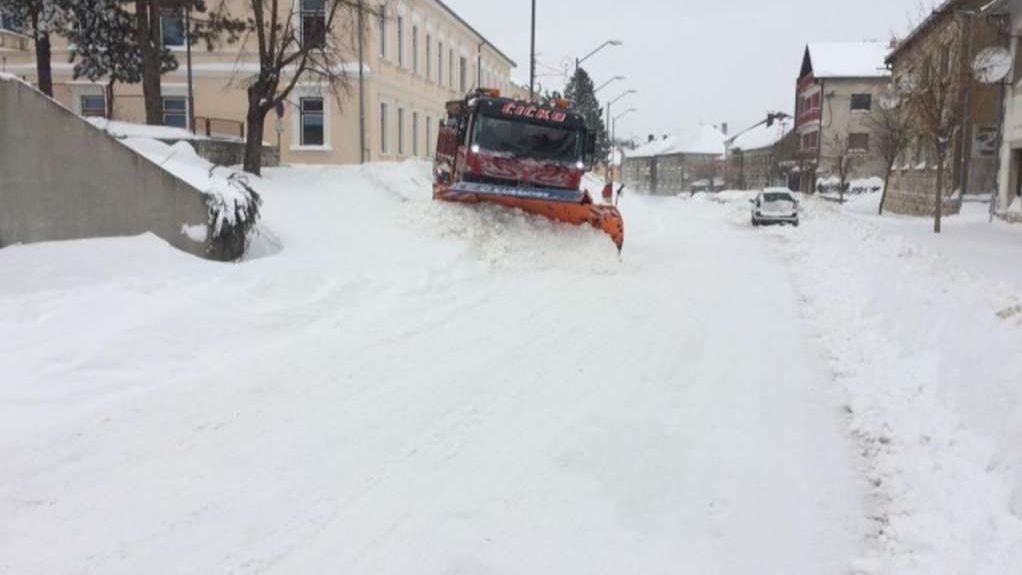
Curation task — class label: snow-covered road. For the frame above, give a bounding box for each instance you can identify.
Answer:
[0,163,912,574]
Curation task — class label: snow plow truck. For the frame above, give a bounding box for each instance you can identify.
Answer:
[433,89,624,251]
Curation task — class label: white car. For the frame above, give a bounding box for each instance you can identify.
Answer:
[750,188,799,227]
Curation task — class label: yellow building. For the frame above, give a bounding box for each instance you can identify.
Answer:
[0,0,516,165]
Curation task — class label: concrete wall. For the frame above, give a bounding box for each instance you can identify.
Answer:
[0,77,240,260]
[161,138,280,169]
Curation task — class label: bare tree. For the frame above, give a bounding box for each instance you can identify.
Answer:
[871,84,914,215]
[826,132,859,203]
[235,0,365,175]
[907,34,963,234]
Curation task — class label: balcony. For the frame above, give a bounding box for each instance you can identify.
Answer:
[796,107,821,128]
[797,73,815,93]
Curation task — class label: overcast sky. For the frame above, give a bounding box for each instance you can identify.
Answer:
[443,0,933,142]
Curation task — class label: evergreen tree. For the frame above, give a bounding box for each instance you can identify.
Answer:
[564,68,609,162]
[0,0,68,96]
[65,0,175,118]
[128,0,242,125]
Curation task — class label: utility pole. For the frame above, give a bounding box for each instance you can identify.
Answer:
[358,0,366,163]
[185,7,194,133]
[529,0,536,101]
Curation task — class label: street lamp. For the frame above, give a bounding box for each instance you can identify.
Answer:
[611,108,636,169]
[594,75,625,94]
[575,40,623,73]
[606,89,636,144]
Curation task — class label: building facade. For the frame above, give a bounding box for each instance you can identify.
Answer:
[725,118,796,190]
[794,42,890,193]
[0,0,516,166]
[621,127,726,195]
[886,0,1008,216]
[982,0,1022,218]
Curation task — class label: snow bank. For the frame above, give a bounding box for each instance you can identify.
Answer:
[87,118,209,141]
[118,138,260,242]
[763,199,1022,574]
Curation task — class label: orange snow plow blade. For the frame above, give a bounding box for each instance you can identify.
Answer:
[434,182,624,251]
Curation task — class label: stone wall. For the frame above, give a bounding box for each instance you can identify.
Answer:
[0,76,247,261]
[159,138,280,169]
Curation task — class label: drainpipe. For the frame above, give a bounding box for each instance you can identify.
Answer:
[991,75,1007,221]
[815,78,825,192]
[357,0,366,163]
[476,40,485,89]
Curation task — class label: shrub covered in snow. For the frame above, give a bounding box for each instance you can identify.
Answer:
[115,136,261,259]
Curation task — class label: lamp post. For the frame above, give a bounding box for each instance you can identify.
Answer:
[529,0,536,100]
[610,108,636,185]
[606,89,636,147]
[594,75,625,95]
[613,107,636,148]
[575,39,622,74]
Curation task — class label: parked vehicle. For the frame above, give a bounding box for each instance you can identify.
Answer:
[750,188,799,226]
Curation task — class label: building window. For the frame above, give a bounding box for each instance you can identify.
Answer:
[412,111,419,156]
[438,41,443,84]
[300,97,325,146]
[412,26,419,74]
[380,102,388,153]
[162,96,188,128]
[378,8,386,58]
[397,15,404,66]
[80,94,106,117]
[459,56,467,92]
[160,10,185,48]
[849,133,869,152]
[398,107,405,155]
[426,34,433,78]
[850,94,872,112]
[448,48,454,88]
[1,9,23,32]
[301,0,326,49]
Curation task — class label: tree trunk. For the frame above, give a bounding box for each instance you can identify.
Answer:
[879,161,894,215]
[934,160,944,234]
[135,0,163,125]
[106,78,116,119]
[244,89,268,176]
[33,24,53,97]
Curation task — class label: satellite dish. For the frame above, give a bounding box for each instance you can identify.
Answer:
[973,47,1013,84]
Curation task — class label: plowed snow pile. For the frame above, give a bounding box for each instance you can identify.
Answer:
[3,162,1020,574]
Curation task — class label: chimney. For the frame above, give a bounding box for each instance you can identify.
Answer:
[721,122,728,135]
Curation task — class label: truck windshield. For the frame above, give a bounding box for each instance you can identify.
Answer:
[473,114,581,164]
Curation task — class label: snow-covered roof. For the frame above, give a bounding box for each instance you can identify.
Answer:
[728,119,792,152]
[628,125,726,159]
[806,42,890,79]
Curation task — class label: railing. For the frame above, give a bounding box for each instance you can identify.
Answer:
[194,116,245,140]
[796,107,821,128]
[797,74,815,93]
